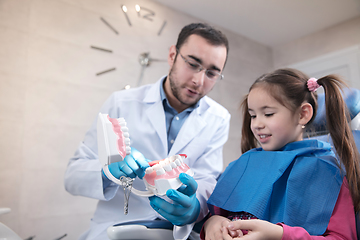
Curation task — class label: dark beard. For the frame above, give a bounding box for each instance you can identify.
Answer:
[168,68,200,108]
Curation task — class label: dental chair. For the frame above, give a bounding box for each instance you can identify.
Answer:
[0,208,23,240]
[106,88,360,240]
[107,218,205,240]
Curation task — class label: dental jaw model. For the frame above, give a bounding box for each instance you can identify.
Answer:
[144,154,193,196]
[97,113,131,184]
[97,113,194,212]
[98,113,133,214]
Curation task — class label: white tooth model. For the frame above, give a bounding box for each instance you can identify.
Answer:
[97,113,193,197]
[144,154,194,196]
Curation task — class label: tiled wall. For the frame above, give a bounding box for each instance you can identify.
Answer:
[0,0,272,238]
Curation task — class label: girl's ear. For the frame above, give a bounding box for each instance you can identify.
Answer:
[299,103,313,126]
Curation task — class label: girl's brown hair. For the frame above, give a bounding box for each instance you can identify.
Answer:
[241,68,360,212]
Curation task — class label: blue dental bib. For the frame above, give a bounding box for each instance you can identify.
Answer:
[208,140,344,235]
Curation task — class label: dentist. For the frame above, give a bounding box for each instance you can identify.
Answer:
[64,22,230,240]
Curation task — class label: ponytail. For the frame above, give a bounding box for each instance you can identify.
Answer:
[318,75,360,212]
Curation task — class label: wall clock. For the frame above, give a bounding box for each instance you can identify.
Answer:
[90,3,168,87]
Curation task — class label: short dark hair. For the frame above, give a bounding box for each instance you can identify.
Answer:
[175,23,229,63]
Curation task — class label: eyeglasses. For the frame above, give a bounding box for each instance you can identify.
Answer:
[176,49,224,81]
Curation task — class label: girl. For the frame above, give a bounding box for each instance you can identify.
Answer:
[202,68,360,239]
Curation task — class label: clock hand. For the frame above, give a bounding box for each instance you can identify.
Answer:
[137,64,147,87]
[137,52,151,86]
[138,52,166,66]
[137,52,167,86]
[148,58,167,63]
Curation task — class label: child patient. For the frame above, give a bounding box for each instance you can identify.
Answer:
[202,68,360,239]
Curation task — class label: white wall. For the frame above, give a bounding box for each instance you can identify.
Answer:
[289,45,360,89]
[273,16,360,68]
[0,0,272,239]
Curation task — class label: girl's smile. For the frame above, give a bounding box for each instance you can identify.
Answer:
[248,87,303,151]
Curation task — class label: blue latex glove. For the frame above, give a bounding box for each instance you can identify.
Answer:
[103,147,150,180]
[149,173,200,226]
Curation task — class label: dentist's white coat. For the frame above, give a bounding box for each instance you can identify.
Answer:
[64,77,230,240]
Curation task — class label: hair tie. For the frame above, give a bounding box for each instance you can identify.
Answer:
[307,78,320,92]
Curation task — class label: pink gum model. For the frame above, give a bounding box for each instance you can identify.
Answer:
[107,115,129,159]
[143,154,194,196]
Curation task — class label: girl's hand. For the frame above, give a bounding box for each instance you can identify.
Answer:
[224,219,283,240]
[204,215,243,240]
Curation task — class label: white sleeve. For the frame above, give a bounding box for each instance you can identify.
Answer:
[193,112,231,221]
[64,93,120,200]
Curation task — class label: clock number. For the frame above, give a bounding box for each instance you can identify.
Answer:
[121,5,132,26]
[135,4,141,17]
[100,17,119,35]
[122,4,165,35]
[96,68,116,76]
[90,46,116,76]
[158,20,167,36]
[136,5,155,21]
[91,46,113,53]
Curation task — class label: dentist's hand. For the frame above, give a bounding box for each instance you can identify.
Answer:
[103,147,150,179]
[149,173,200,226]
